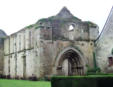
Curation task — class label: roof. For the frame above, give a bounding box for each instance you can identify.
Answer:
[0,29,7,44]
[56,7,74,19]
[96,6,113,41]
[0,29,7,38]
[37,7,81,23]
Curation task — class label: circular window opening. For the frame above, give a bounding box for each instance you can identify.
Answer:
[69,25,74,31]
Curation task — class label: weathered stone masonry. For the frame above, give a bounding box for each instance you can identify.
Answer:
[2,7,100,79]
[0,30,7,75]
[96,7,113,73]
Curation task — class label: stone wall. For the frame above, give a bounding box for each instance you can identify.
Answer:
[3,27,37,78]
[3,24,97,78]
[96,7,113,72]
[38,40,95,77]
[36,18,98,77]
[0,45,4,74]
[0,30,7,75]
[3,7,99,78]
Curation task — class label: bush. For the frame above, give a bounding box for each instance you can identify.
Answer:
[28,76,38,81]
[39,76,51,81]
[51,75,113,87]
[86,65,101,75]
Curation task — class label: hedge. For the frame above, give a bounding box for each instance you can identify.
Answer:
[51,75,113,87]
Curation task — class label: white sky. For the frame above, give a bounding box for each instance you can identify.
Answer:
[0,0,112,35]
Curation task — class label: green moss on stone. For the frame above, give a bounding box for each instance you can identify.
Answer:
[111,48,113,55]
[38,18,47,22]
[26,24,34,29]
[85,21,97,28]
[73,16,81,21]
[35,26,41,29]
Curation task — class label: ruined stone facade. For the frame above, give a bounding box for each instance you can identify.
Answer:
[2,7,100,79]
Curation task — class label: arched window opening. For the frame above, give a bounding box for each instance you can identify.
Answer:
[69,25,74,31]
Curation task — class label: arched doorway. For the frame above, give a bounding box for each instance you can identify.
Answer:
[56,48,85,76]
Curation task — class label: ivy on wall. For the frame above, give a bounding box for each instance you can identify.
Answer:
[86,52,101,75]
[111,48,113,55]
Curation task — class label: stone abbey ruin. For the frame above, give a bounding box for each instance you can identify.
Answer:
[0,7,113,79]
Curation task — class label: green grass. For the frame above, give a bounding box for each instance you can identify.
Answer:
[0,79,51,87]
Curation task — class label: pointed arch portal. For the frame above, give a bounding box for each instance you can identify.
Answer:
[55,47,85,76]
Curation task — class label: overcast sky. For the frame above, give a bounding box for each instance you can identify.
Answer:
[0,0,112,35]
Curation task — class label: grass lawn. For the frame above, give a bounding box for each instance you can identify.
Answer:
[0,79,51,87]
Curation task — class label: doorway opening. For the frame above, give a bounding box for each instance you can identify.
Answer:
[57,49,84,76]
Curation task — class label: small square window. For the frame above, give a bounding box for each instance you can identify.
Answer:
[108,57,113,66]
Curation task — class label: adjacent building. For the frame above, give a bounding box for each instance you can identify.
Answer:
[96,7,113,73]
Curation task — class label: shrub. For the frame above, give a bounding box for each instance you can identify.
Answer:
[51,75,113,87]
[28,76,38,81]
[86,63,101,75]
[39,76,51,81]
